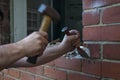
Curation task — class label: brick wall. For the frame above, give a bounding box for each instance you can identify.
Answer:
[82,0,120,80]
[0,0,120,80]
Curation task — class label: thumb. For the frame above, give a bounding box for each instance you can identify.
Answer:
[67,34,79,41]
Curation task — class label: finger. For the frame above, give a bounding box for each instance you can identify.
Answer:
[69,30,80,36]
[41,34,48,47]
[39,31,48,39]
[72,39,80,47]
[69,34,79,39]
[66,35,79,47]
[68,34,80,44]
[40,39,48,52]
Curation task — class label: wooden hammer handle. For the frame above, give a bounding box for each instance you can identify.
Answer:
[27,15,51,64]
[39,15,51,32]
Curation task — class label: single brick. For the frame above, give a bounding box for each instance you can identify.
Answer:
[83,0,120,9]
[55,56,82,71]
[102,6,120,24]
[44,67,67,80]
[83,25,120,41]
[103,44,120,60]
[102,61,120,79]
[82,59,101,76]
[83,9,100,26]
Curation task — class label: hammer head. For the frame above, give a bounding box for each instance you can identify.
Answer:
[38,4,60,21]
[61,26,68,32]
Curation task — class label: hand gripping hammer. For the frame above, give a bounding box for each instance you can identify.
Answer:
[27,4,60,64]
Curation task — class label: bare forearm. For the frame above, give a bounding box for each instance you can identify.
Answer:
[0,43,24,70]
[8,44,67,68]
[37,44,66,65]
[8,30,80,68]
[2,31,49,69]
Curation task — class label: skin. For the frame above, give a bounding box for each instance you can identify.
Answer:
[0,9,80,70]
[0,12,80,70]
[7,30,80,68]
[0,31,48,70]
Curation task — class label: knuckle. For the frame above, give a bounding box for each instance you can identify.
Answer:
[40,31,48,37]
[43,33,48,39]
[33,31,39,34]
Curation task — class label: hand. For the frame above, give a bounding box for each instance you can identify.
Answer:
[59,30,80,53]
[15,31,48,57]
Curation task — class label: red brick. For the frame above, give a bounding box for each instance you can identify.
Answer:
[21,73,35,80]
[83,0,120,9]
[68,72,99,80]
[18,68,26,71]
[35,76,46,80]
[44,67,66,80]
[8,69,20,78]
[4,76,14,80]
[103,44,120,60]
[2,69,8,74]
[102,6,120,24]
[83,9,100,26]
[55,56,81,71]
[102,61,120,79]
[83,27,101,41]
[45,61,55,66]
[85,44,100,58]
[27,66,44,75]
[83,25,120,41]
[82,59,101,76]
[0,73,4,80]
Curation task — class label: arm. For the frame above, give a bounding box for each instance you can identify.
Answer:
[0,31,48,70]
[7,44,68,67]
[8,30,80,68]
[0,43,25,70]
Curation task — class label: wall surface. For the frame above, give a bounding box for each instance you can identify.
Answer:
[0,0,120,80]
[82,0,120,80]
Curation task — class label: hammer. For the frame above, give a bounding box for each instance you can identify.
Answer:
[61,27,89,58]
[27,4,60,64]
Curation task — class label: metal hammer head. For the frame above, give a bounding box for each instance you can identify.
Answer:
[61,26,68,32]
[38,4,60,21]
